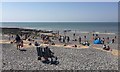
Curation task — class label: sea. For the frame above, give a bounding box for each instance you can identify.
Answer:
[0,22,118,33]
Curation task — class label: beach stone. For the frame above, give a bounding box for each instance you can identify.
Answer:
[2,43,118,70]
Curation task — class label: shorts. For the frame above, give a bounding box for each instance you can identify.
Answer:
[16,41,21,46]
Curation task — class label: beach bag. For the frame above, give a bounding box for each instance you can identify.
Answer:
[29,43,32,45]
[51,42,55,45]
[75,39,77,41]
[64,44,66,46]
[74,45,77,47]
[10,42,13,44]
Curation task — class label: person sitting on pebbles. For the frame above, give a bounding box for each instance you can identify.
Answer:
[103,45,112,51]
[34,41,43,60]
[82,41,90,46]
[43,46,53,60]
[43,46,56,64]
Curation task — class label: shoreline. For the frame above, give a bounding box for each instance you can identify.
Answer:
[0,27,53,35]
[0,27,117,35]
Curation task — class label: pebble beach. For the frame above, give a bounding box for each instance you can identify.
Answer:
[2,43,118,70]
[0,28,119,70]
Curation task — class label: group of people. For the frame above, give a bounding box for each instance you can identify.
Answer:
[11,34,59,64]
[58,33,117,50]
[34,41,58,64]
[103,44,112,51]
[92,34,117,51]
[58,35,70,43]
[41,34,51,44]
[11,32,117,64]
[93,34,116,44]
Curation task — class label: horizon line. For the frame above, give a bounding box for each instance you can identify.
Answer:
[1,0,120,2]
[0,21,118,22]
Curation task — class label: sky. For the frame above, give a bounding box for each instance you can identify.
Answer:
[1,0,120,2]
[1,2,118,22]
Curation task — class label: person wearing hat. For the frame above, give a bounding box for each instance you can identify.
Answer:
[34,41,43,60]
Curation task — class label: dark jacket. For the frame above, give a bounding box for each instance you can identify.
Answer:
[36,47,43,57]
[44,47,53,58]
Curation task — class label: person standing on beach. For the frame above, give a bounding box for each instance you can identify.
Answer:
[78,36,81,44]
[84,36,87,42]
[61,36,63,43]
[102,38,105,44]
[67,36,70,43]
[13,34,22,50]
[59,36,62,43]
[106,37,109,44]
[73,33,76,41]
[63,36,65,43]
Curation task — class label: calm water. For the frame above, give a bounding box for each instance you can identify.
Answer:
[1,22,118,33]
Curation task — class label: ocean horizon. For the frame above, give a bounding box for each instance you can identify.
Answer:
[0,22,118,33]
